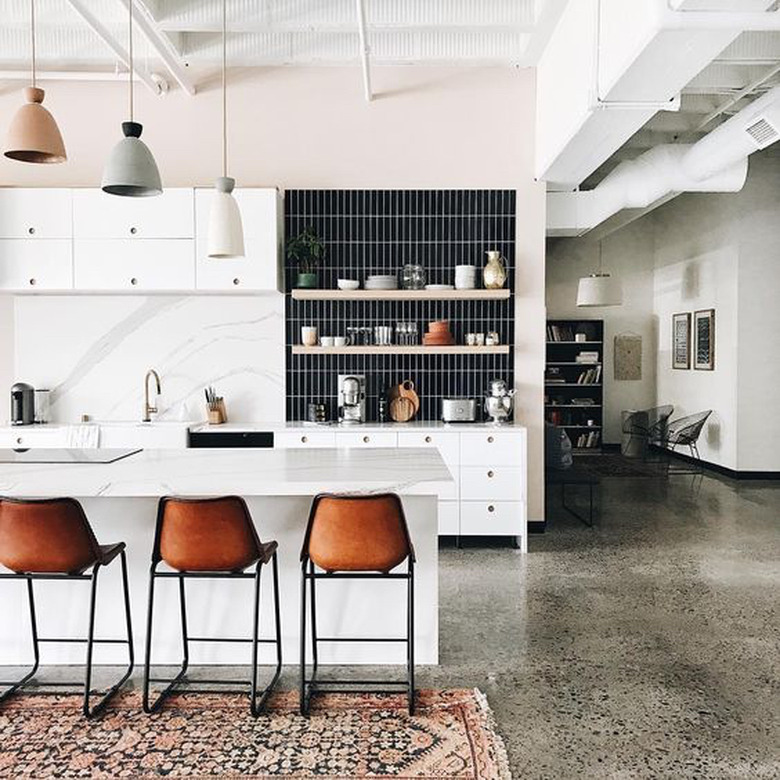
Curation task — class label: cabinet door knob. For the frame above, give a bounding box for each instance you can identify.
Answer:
[130,277,138,286]
[28,278,36,286]
[27,227,35,235]
[488,505,495,513]
[424,435,432,443]
[16,437,23,445]
[363,435,370,443]
[487,470,494,478]
[232,278,240,286]
[130,227,137,235]
[487,436,494,443]
[301,436,308,443]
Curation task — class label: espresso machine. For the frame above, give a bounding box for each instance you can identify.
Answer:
[338,374,366,424]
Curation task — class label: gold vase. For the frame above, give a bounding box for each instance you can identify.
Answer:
[483,250,507,289]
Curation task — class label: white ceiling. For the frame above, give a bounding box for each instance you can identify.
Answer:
[0,0,566,93]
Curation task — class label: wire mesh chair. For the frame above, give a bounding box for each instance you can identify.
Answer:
[665,410,712,474]
[621,405,674,460]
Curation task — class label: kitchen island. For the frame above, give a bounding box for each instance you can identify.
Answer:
[0,447,452,666]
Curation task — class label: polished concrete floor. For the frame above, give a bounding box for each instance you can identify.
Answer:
[3,470,778,778]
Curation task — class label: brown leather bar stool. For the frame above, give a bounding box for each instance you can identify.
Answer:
[143,496,282,716]
[299,493,416,717]
[0,497,134,718]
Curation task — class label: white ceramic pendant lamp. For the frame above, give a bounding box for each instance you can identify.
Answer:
[577,242,622,307]
[207,0,245,258]
[102,0,161,196]
[4,0,67,164]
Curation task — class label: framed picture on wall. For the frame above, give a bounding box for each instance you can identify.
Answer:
[694,309,715,370]
[672,312,691,370]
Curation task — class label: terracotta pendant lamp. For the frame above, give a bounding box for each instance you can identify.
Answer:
[102,0,161,196]
[207,0,245,258]
[577,242,622,307]
[4,0,67,164]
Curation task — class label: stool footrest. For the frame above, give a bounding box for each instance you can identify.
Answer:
[316,636,406,643]
[305,679,408,687]
[38,637,129,644]
[186,636,277,644]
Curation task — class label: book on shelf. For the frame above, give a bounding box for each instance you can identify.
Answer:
[576,365,602,384]
[545,366,566,384]
[575,430,601,449]
[575,351,599,364]
[546,324,575,342]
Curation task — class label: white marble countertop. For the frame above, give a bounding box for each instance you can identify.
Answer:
[189,420,528,433]
[0,447,453,498]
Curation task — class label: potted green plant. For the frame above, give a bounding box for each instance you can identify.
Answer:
[287,227,325,289]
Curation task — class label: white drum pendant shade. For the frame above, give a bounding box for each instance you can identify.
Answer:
[102,121,162,197]
[208,176,245,258]
[577,273,622,307]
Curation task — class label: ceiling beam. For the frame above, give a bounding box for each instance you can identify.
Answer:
[522,0,570,65]
[118,0,197,95]
[63,0,164,94]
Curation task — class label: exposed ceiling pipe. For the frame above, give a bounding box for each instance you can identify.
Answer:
[0,69,167,87]
[548,85,780,236]
[355,0,372,101]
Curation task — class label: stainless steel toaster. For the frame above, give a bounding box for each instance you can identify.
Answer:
[441,398,477,422]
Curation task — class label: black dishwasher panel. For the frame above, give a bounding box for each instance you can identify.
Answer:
[188,431,275,448]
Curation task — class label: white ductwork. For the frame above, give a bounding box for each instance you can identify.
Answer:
[548,85,780,237]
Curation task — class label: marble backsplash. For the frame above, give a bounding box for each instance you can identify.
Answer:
[14,295,285,424]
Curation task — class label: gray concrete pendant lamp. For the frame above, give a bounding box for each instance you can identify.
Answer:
[3,0,67,164]
[207,0,245,258]
[102,0,161,196]
[577,241,622,307]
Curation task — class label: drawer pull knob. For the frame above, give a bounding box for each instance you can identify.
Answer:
[487,436,494,443]
[130,277,138,286]
[130,227,137,235]
[28,227,35,235]
[28,278,36,286]
[363,436,370,443]
[488,505,495,513]
[301,436,308,443]
[16,437,23,445]
[487,470,494,478]
[233,278,240,286]
[425,436,432,443]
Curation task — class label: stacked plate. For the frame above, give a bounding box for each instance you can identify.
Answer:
[365,274,398,290]
[423,320,455,346]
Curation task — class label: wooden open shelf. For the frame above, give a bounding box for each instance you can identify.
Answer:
[291,288,510,301]
[291,345,510,356]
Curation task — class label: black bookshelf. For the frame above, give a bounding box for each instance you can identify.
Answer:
[545,319,604,452]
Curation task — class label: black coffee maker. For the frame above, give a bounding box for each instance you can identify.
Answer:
[11,383,35,426]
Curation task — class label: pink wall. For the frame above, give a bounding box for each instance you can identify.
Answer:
[0,65,546,521]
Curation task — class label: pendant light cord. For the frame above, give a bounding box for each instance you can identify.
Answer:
[598,241,603,274]
[30,0,36,88]
[222,0,227,178]
[128,0,134,121]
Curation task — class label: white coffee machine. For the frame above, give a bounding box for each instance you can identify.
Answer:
[338,374,366,424]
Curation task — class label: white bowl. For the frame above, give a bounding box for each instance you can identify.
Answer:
[337,279,360,290]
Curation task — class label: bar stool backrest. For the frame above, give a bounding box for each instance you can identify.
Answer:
[302,493,415,574]
[154,496,262,572]
[0,497,100,574]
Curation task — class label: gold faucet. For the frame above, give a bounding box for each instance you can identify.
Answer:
[143,369,161,422]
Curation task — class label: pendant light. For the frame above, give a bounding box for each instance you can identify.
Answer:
[102,0,161,196]
[207,0,245,258]
[577,242,622,307]
[4,0,67,164]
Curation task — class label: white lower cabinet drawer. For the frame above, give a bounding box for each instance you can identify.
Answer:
[438,501,459,535]
[460,431,525,467]
[0,429,69,448]
[275,430,337,448]
[460,501,525,536]
[460,466,524,501]
[336,431,397,448]
[397,431,459,467]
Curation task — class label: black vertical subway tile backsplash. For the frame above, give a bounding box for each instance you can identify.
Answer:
[285,190,515,422]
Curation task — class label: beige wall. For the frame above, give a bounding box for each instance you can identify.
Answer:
[0,66,547,518]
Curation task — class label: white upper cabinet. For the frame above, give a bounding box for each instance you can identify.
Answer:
[0,240,72,291]
[195,188,282,291]
[74,240,194,291]
[73,188,194,239]
[0,189,72,238]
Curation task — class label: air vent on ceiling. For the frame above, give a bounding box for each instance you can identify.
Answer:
[745,117,780,150]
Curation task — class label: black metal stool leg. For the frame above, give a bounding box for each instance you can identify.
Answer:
[299,559,309,717]
[82,553,136,718]
[407,560,415,716]
[309,560,319,683]
[143,569,190,714]
[0,578,40,705]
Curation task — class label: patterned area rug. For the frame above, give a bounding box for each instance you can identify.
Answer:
[574,453,663,478]
[0,688,510,779]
